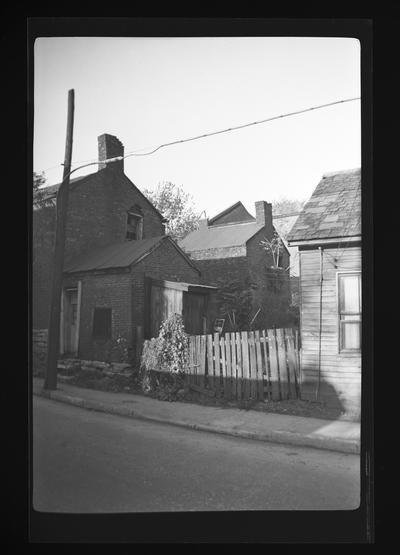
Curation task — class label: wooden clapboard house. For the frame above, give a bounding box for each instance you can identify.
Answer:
[287,168,361,417]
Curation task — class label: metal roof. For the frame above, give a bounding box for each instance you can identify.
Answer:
[179,221,265,251]
[287,168,361,243]
[64,236,165,273]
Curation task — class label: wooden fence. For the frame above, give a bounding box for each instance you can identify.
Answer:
[186,328,300,401]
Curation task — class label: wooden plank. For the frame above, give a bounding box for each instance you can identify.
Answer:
[230,332,237,399]
[276,328,289,400]
[254,330,264,401]
[220,335,227,398]
[241,331,250,400]
[187,335,195,385]
[261,330,271,400]
[267,329,280,400]
[285,329,298,399]
[195,334,201,385]
[214,333,221,394]
[235,332,242,400]
[206,334,214,389]
[198,334,206,388]
[224,333,232,399]
[248,331,257,399]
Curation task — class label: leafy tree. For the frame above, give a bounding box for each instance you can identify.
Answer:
[143,181,200,241]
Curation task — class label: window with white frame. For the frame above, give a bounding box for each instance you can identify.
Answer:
[338,272,361,352]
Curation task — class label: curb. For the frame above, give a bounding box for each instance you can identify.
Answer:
[34,389,360,455]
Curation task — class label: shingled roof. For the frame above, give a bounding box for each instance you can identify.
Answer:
[287,168,361,244]
[179,220,265,251]
[64,236,198,274]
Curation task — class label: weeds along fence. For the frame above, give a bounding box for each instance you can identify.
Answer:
[143,328,301,402]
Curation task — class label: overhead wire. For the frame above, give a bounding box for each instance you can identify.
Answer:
[36,96,360,179]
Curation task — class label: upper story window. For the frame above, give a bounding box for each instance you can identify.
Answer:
[126,211,143,240]
[338,272,361,352]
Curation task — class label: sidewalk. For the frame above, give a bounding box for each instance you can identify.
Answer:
[32,377,360,454]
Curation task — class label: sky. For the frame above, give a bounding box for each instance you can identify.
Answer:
[34,36,361,220]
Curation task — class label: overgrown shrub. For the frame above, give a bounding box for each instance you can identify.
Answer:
[140,314,189,399]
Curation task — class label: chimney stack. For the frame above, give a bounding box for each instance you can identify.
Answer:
[98,134,124,172]
[255,201,273,235]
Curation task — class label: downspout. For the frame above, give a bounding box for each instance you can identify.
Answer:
[316,246,324,401]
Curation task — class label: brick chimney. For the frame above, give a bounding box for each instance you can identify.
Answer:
[255,201,273,235]
[98,134,124,172]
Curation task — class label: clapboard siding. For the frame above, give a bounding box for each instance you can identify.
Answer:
[299,245,361,413]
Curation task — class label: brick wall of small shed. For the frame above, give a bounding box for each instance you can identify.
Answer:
[298,244,361,418]
[65,270,133,362]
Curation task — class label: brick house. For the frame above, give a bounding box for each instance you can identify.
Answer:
[33,134,215,363]
[287,168,361,417]
[179,200,292,331]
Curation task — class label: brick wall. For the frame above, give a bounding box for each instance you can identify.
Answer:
[64,169,165,263]
[246,231,292,328]
[33,168,165,328]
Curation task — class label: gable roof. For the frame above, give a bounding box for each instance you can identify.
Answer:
[179,220,265,251]
[208,201,254,226]
[39,168,166,222]
[64,236,199,274]
[287,168,361,244]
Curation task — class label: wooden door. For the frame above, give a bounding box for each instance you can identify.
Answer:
[149,285,183,338]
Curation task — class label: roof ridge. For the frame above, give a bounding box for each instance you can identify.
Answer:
[322,167,361,178]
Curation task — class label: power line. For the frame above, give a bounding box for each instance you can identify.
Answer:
[36,96,360,178]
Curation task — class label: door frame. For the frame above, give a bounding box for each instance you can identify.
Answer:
[60,281,82,357]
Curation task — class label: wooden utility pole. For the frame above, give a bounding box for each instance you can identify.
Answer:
[44,89,75,390]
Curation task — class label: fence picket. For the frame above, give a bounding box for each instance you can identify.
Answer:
[241,331,250,400]
[230,332,237,398]
[188,335,195,385]
[206,334,214,390]
[199,334,206,389]
[236,332,242,400]
[254,330,264,401]
[224,334,232,399]
[276,328,288,400]
[267,329,281,400]
[285,329,297,399]
[220,335,227,398]
[261,330,271,400]
[248,331,257,399]
[214,333,220,395]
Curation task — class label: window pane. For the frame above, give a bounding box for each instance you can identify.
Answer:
[93,308,112,339]
[341,321,361,350]
[339,274,360,313]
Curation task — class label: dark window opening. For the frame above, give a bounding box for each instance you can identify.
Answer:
[126,212,143,240]
[92,308,112,339]
[338,273,361,352]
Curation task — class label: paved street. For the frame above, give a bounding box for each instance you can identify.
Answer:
[33,396,360,513]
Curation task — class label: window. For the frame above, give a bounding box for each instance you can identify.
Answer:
[126,212,143,240]
[92,308,112,339]
[338,273,361,352]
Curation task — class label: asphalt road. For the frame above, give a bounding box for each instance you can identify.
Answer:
[32,396,360,513]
